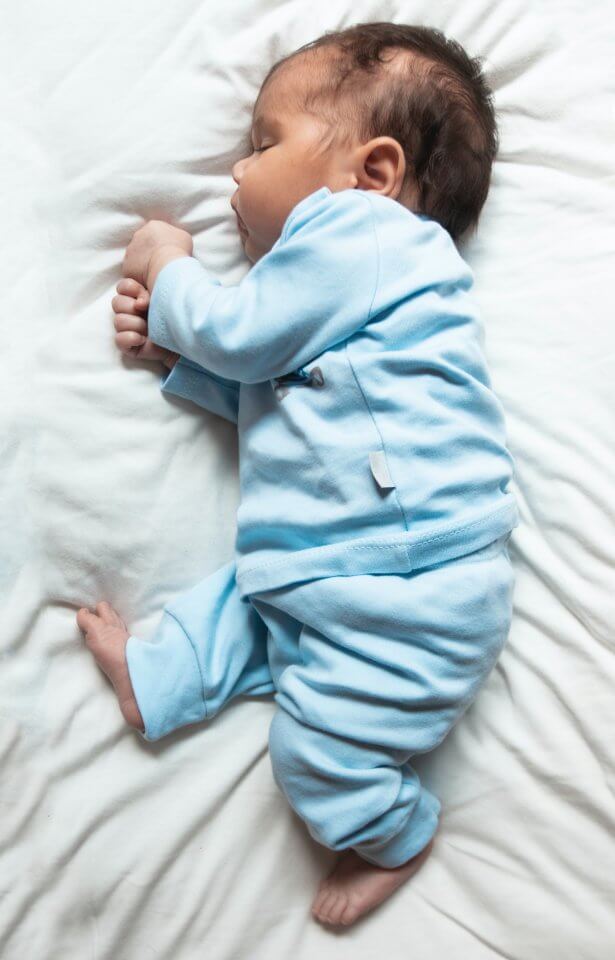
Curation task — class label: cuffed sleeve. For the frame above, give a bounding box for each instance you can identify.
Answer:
[125,614,207,742]
[125,561,275,741]
[146,187,380,384]
[160,356,240,424]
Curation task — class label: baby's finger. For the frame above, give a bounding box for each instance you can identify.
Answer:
[132,339,168,362]
[116,335,168,363]
[113,313,147,336]
[116,278,146,298]
[116,330,147,353]
[134,290,150,312]
[112,293,145,316]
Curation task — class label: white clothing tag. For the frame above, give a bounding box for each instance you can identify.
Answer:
[369,451,396,490]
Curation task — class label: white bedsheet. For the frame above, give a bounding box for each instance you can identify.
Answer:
[2,1,614,956]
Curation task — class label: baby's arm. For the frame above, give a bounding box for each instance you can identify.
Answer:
[113,280,239,423]
[145,190,379,384]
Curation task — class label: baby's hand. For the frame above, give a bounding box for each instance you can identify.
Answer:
[122,220,193,289]
[112,279,179,368]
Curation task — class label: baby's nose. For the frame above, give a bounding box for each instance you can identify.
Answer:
[232,157,246,184]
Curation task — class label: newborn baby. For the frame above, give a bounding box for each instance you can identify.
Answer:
[77,22,518,928]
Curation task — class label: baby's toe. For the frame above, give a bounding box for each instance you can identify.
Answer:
[95,601,113,621]
[77,607,96,631]
[95,601,125,628]
[314,890,343,924]
[338,896,362,926]
[78,609,103,645]
[77,610,109,658]
[311,884,330,916]
[329,893,352,925]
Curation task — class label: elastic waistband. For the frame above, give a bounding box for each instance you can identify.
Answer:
[237,495,519,599]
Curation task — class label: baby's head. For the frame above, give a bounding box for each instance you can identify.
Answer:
[231,22,498,263]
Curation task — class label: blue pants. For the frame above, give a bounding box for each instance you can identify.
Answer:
[125,533,514,868]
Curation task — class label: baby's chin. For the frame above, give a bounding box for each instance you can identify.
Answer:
[240,235,256,263]
[240,232,268,264]
[238,221,279,263]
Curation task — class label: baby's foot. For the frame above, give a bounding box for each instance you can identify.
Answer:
[311,837,434,928]
[76,602,144,733]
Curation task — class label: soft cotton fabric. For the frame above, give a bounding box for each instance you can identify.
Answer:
[147,185,519,597]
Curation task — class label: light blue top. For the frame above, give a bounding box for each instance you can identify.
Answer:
[148,186,519,598]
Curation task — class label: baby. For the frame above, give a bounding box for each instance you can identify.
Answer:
[77,22,518,928]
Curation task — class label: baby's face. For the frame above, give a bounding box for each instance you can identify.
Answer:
[231,61,358,264]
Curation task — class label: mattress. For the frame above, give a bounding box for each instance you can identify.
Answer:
[1,0,614,956]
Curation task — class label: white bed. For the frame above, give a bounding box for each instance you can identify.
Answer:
[2,0,614,956]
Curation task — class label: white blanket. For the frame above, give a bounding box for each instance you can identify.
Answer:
[2,0,614,956]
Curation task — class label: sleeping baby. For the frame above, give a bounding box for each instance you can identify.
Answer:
[76,21,518,928]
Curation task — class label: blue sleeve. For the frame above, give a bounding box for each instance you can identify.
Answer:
[159,355,239,424]
[146,188,380,384]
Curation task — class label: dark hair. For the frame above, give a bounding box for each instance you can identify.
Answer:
[257,22,499,241]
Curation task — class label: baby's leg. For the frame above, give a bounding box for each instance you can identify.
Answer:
[77,560,274,741]
[258,534,514,926]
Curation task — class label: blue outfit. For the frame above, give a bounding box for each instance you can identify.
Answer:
[125,186,518,867]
